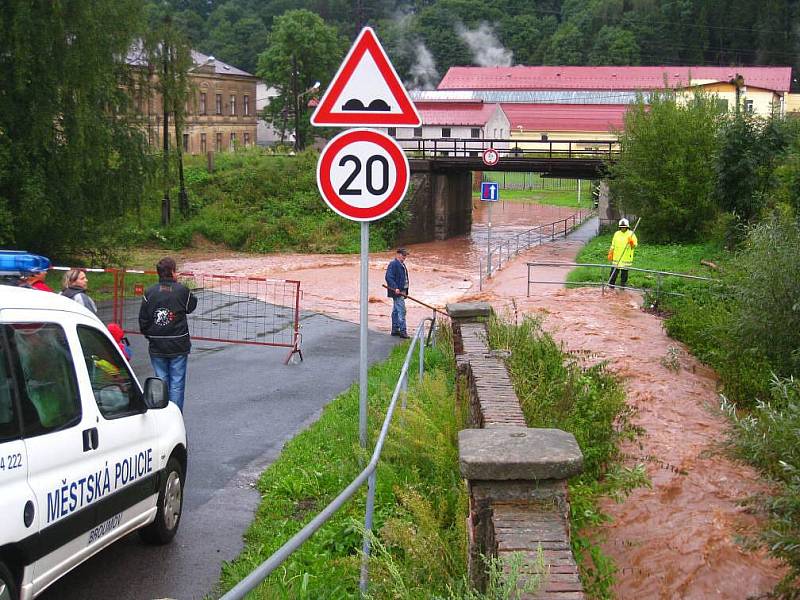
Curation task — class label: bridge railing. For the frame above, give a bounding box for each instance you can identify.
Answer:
[395,137,619,160]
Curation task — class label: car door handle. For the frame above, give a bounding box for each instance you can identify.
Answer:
[82,427,99,452]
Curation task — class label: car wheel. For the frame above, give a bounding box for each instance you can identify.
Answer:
[0,562,18,600]
[139,456,184,545]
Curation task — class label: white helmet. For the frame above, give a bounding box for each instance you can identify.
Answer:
[618,218,630,228]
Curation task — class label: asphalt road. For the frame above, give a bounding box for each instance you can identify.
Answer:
[41,300,400,600]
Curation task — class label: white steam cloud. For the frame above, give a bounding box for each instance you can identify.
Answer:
[456,22,513,67]
[408,44,439,90]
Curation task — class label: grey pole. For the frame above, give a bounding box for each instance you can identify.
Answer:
[487,201,493,277]
[359,221,369,449]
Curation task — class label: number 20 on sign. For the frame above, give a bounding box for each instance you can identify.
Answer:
[316,128,410,222]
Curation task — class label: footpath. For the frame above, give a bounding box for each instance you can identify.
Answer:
[462,217,785,598]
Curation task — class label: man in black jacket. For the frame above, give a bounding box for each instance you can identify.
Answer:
[139,257,198,412]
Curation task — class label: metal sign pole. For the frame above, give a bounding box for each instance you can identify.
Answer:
[487,202,493,277]
[359,221,369,450]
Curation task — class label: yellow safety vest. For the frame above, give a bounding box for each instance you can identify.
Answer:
[609,230,638,268]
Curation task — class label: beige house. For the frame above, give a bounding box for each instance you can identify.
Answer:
[129,48,258,155]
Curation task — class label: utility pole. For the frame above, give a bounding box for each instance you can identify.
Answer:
[729,73,745,115]
[161,36,171,226]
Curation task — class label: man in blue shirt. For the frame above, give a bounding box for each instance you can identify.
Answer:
[385,248,410,338]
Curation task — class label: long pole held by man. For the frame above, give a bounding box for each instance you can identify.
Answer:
[607,217,641,289]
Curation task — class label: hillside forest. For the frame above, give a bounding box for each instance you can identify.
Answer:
[157,0,800,86]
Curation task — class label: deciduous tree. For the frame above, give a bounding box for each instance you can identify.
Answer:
[257,10,343,150]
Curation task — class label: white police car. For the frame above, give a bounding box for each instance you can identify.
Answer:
[0,283,187,600]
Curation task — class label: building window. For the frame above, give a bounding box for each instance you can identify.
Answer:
[182,133,189,152]
[471,128,480,138]
[215,93,222,115]
[230,132,236,148]
[442,127,451,138]
[215,132,222,151]
[243,95,250,116]
[716,98,729,112]
[744,99,754,113]
[200,133,207,154]
[541,134,549,141]
[200,93,207,115]
[244,132,250,146]
[413,127,422,137]
[387,127,396,137]
[230,95,236,116]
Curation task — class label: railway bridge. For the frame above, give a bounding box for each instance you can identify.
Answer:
[397,137,618,243]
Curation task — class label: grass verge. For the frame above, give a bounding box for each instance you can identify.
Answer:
[487,314,647,599]
[217,327,471,599]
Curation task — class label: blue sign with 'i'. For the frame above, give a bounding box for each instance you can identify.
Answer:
[480,182,499,202]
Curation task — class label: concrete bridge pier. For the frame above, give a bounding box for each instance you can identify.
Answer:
[399,166,472,244]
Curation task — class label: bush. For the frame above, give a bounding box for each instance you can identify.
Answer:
[723,375,800,596]
[610,92,722,242]
[727,211,800,379]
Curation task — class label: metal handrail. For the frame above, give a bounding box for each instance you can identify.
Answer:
[220,316,436,600]
[526,261,717,298]
[479,211,596,290]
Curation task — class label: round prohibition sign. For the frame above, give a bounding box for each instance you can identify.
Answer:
[482,147,500,167]
[317,128,410,222]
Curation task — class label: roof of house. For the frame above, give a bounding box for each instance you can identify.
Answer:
[191,50,254,77]
[416,101,504,126]
[502,104,629,133]
[125,43,254,78]
[439,66,792,93]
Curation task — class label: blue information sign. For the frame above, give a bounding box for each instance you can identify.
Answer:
[480,182,500,202]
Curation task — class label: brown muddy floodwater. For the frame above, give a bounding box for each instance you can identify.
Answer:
[186,202,786,598]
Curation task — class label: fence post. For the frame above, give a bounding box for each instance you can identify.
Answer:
[401,369,408,410]
[359,471,378,595]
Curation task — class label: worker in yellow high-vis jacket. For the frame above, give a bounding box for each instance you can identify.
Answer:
[607,218,638,289]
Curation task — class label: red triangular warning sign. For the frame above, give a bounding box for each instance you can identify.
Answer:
[311,27,421,127]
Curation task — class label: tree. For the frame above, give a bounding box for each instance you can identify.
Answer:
[144,10,194,224]
[257,10,343,151]
[543,23,584,65]
[590,26,640,65]
[610,92,723,242]
[0,0,153,258]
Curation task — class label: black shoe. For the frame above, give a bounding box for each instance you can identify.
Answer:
[398,332,410,339]
[391,331,399,336]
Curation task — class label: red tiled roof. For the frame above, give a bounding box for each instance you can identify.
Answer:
[439,66,791,93]
[416,101,501,126]
[502,104,629,133]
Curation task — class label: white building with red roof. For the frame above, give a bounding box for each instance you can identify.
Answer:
[428,65,791,147]
[379,97,510,156]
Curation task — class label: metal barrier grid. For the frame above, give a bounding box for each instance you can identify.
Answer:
[220,316,436,599]
[526,261,717,299]
[116,270,302,363]
[479,210,596,289]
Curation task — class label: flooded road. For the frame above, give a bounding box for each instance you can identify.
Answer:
[186,202,786,598]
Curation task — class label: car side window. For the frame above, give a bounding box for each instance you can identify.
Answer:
[0,330,20,442]
[5,323,81,436]
[76,325,143,418]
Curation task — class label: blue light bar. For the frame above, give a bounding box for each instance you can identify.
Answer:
[0,250,52,276]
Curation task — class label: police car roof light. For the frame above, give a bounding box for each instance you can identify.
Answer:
[0,250,52,276]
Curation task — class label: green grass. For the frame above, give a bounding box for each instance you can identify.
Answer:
[472,188,591,208]
[217,330,470,599]
[567,234,724,294]
[487,314,646,599]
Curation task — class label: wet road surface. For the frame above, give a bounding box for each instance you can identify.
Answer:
[41,305,400,600]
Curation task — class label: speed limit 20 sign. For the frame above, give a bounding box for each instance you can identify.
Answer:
[316,128,410,222]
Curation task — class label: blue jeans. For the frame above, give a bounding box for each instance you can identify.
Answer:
[150,354,189,411]
[391,296,407,334]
